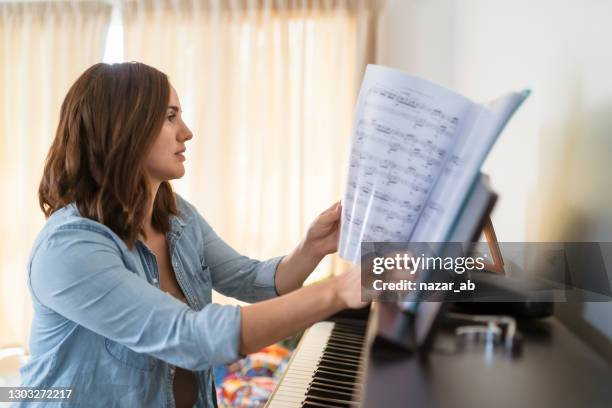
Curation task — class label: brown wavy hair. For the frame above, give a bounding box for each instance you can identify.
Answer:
[39,62,177,248]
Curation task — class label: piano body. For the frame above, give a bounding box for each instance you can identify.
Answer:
[266,301,612,408]
[266,174,612,407]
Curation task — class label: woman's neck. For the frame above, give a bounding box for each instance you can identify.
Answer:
[143,179,162,238]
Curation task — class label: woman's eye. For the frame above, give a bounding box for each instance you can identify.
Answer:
[167,115,176,122]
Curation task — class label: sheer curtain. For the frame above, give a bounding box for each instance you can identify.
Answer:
[122,0,381,296]
[0,1,112,349]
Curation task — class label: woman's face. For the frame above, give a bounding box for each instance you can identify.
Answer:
[145,85,193,184]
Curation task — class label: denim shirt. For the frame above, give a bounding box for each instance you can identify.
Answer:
[16,195,283,407]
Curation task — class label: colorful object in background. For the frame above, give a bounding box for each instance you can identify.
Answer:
[241,344,291,378]
[214,343,293,407]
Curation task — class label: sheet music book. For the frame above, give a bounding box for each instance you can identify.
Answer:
[339,64,529,263]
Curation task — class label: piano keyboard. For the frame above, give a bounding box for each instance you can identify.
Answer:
[266,320,368,408]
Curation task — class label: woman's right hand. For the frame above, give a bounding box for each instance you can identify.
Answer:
[240,263,369,355]
[332,265,370,309]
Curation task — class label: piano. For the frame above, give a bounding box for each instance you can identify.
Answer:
[266,302,612,408]
[267,173,612,407]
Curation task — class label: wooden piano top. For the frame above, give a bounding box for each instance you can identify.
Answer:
[361,304,612,408]
[266,303,611,407]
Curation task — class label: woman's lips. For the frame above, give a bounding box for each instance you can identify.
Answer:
[175,153,186,161]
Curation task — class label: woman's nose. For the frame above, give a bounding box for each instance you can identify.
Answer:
[180,126,193,141]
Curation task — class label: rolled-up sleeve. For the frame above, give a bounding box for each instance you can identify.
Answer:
[195,212,284,303]
[29,226,242,370]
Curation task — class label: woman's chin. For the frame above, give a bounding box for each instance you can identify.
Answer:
[170,169,185,180]
[157,167,185,181]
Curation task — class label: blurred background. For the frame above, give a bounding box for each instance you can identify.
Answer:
[0,0,610,395]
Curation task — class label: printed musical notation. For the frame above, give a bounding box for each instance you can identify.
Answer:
[339,65,474,262]
[338,64,529,263]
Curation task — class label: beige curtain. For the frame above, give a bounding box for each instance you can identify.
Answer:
[0,1,112,349]
[123,0,380,292]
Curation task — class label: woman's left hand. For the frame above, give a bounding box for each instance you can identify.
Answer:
[274,201,343,294]
[303,201,342,259]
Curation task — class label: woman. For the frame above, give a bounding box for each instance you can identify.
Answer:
[17,62,364,407]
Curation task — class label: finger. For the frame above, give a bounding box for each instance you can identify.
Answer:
[323,200,341,213]
[319,207,341,223]
[323,226,340,245]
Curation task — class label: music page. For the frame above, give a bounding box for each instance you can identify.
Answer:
[339,65,476,262]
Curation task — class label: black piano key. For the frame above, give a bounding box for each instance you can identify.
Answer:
[307,383,356,399]
[302,402,345,408]
[309,379,355,393]
[325,341,363,352]
[331,329,365,339]
[315,368,358,383]
[331,331,365,339]
[333,325,366,334]
[315,365,359,377]
[319,359,360,370]
[303,395,352,408]
[317,363,360,376]
[310,375,356,389]
[306,385,355,401]
[324,345,361,357]
[327,334,364,345]
[334,324,365,332]
[322,350,362,363]
[333,325,365,333]
[321,350,361,360]
[329,332,364,341]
